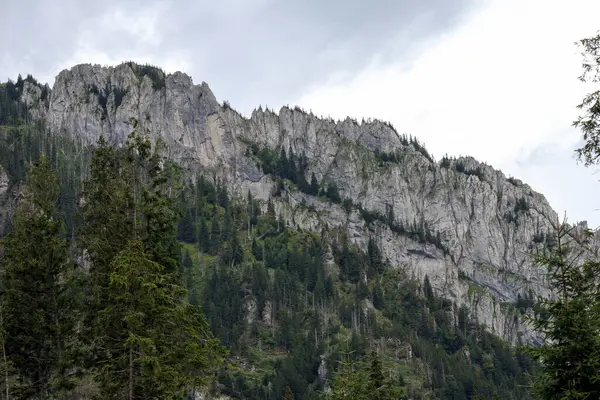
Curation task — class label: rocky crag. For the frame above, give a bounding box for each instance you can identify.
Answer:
[4,62,588,345]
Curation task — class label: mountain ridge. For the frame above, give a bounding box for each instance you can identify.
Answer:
[1,61,586,346]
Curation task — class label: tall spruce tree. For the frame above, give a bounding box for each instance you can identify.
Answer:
[0,155,74,398]
[79,128,226,398]
[96,240,224,399]
[525,220,600,399]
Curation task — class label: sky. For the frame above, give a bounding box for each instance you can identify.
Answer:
[2,0,600,227]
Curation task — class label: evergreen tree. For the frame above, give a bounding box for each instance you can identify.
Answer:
[94,240,226,399]
[0,155,74,398]
[574,31,600,166]
[309,173,319,196]
[79,129,226,397]
[326,183,341,203]
[279,148,289,179]
[329,357,370,400]
[177,208,197,243]
[283,384,295,400]
[367,237,384,276]
[182,249,193,288]
[209,217,221,256]
[217,183,229,209]
[78,136,135,288]
[287,146,297,183]
[423,274,434,300]
[525,220,600,399]
[198,217,210,253]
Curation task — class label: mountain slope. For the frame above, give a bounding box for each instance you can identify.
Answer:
[13,62,565,343]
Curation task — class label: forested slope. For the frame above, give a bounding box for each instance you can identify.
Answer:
[0,76,540,399]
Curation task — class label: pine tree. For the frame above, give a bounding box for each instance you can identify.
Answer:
[283,384,295,400]
[525,220,600,399]
[0,155,74,398]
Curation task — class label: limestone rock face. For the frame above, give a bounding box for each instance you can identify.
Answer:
[18,63,577,344]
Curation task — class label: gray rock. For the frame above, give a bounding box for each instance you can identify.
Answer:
[17,62,589,344]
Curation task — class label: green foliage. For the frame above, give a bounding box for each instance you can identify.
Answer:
[0,111,540,399]
[373,149,403,165]
[87,83,129,119]
[440,156,485,180]
[125,62,166,90]
[113,87,127,108]
[515,291,535,315]
[504,197,530,225]
[0,74,49,125]
[328,350,407,400]
[283,385,295,399]
[398,134,434,162]
[78,129,226,396]
[524,221,600,399]
[514,197,529,213]
[0,155,76,398]
[95,240,225,399]
[10,125,224,396]
[574,32,600,165]
[358,205,448,255]
[248,144,314,196]
[176,175,537,399]
[324,182,341,204]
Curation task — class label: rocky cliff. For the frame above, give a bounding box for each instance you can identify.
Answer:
[11,62,580,344]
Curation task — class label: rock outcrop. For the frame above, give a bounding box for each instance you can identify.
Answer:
[12,62,581,344]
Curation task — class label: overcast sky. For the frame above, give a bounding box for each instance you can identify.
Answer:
[2,0,600,227]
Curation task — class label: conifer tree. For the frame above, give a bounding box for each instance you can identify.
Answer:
[574,32,600,166]
[209,217,221,256]
[95,240,225,399]
[525,220,600,399]
[177,208,197,243]
[0,155,74,398]
[79,129,226,397]
[283,384,295,400]
[329,356,370,400]
[309,173,319,196]
[198,217,210,253]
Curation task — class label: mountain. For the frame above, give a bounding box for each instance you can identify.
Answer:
[0,62,590,398]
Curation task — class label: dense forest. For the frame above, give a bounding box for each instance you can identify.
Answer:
[0,79,543,399]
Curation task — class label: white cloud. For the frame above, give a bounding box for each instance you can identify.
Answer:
[295,0,600,227]
[48,3,189,84]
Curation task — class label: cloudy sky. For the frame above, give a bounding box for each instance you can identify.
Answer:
[2,0,600,227]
